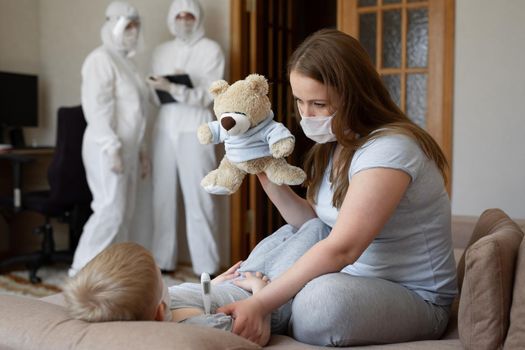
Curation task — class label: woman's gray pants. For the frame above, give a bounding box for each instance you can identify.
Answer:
[289,273,451,346]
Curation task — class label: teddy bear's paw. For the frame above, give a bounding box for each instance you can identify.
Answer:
[270,137,294,158]
[197,124,213,144]
[267,165,306,186]
[288,167,307,185]
[202,184,233,195]
[201,173,235,195]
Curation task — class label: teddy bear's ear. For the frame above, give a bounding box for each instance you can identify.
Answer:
[209,80,230,97]
[245,74,268,96]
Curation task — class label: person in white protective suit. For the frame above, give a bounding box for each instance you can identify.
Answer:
[69,1,151,277]
[146,0,225,275]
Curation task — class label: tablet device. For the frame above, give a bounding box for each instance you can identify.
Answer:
[153,74,193,104]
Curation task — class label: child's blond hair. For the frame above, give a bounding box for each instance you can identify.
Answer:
[63,242,161,322]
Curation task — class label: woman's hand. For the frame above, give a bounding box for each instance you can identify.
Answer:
[211,260,242,285]
[107,149,124,174]
[139,150,151,179]
[217,297,271,346]
[146,76,173,92]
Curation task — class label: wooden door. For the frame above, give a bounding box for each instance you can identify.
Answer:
[338,0,455,190]
[229,0,297,263]
[229,0,259,263]
[229,0,302,263]
[230,0,275,263]
[229,0,337,262]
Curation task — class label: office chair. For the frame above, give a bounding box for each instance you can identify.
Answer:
[0,106,92,283]
[0,197,13,231]
[0,197,12,208]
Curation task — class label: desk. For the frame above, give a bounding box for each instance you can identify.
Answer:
[0,148,54,209]
[0,147,60,257]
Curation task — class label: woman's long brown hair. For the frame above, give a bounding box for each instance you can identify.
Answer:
[288,29,448,208]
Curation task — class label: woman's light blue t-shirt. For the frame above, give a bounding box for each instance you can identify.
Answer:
[313,134,457,305]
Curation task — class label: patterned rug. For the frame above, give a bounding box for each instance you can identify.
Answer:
[0,264,199,299]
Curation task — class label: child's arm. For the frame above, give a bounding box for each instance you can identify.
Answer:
[169,307,203,322]
[169,261,243,322]
[172,270,271,345]
[234,272,270,294]
[211,260,242,285]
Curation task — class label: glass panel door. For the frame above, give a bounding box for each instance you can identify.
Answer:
[357,0,429,128]
[339,0,454,191]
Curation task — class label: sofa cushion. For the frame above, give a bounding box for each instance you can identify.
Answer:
[0,294,260,350]
[458,210,523,350]
[456,208,515,292]
[504,238,525,349]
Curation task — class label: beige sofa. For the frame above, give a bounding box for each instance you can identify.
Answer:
[1,208,524,350]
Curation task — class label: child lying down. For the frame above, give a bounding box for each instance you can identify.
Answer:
[63,219,330,343]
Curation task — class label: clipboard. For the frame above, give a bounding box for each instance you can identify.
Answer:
[154,74,193,104]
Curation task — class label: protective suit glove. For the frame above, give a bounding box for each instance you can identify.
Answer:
[146,76,173,93]
[139,150,151,179]
[108,149,124,174]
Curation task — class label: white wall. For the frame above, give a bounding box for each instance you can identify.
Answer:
[0,0,39,74]
[452,0,525,220]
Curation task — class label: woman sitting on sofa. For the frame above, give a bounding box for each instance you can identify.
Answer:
[217,28,458,347]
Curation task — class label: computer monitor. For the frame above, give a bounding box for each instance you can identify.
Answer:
[0,71,38,145]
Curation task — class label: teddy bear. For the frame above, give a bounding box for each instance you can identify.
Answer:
[197,73,306,195]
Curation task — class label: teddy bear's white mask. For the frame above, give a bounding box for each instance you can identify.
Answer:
[220,112,251,136]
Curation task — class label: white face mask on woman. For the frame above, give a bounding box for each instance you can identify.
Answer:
[299,112,337,144]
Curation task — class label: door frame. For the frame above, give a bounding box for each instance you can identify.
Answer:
[229,0,262,263]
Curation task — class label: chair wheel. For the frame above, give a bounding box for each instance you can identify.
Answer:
[29,273,42,284]
[30,275,42,284]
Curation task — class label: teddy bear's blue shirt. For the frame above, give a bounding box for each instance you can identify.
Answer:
[207,110,294,163]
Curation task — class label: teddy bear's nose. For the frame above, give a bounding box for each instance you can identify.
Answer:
[221,116,236,131]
